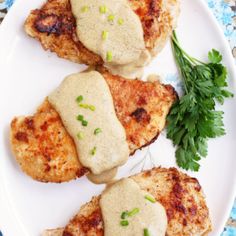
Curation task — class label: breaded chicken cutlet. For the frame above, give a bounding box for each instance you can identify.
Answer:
[43,167,212,236]
[24,0,180,65]
[10,70,177,183]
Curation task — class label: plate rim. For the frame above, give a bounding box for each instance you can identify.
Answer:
[192,0,236,234]
[0,0,235,235]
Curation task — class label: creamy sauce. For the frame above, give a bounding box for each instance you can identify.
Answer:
[100,178,167,236]
[87,167,117,184]
[70,0,150,79]
[48,71,129,178]
[106,50,151,79]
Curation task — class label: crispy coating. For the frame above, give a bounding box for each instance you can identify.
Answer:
[10,72,176,183]
[42,228,64,236]
[24,0,180,65]
[102,69,176,153]
[10,102,88,183]
[56,168,212,236]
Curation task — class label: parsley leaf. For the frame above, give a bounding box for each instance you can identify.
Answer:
[167,31,233,171]
[208,49,222,64]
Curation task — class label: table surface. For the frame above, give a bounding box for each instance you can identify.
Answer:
[0,0,235,235]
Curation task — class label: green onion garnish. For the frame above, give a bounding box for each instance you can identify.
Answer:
[144,228,151,236]
[77,114,84,121]
[90,146,97,155]
[76,114,88,126]
[145,195,156,203]
[120,220,129,226]
[106,51,113,62]
[121,211,128,219]
[120,208,139,220]
[88,105,95,111]
[118,18,124,25]
[127,208,140,217]
[79,103,95,111]
[79,104,89,109]
[77,132,84,140]
[82,120,88,126]
[81,6,89,13]
[94,128,102,135]
[76,95,83,103]
[99,5,108,14]
[102,30,108,40]
[108,14,115,22]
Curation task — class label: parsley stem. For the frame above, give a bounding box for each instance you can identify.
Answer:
[168,30,232,172]
[172,31,205,66]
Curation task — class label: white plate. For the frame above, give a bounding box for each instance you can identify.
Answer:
[0,0,235,235]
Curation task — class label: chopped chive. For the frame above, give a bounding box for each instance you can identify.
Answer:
[77,132,84,140]
[79,103,95,111]
[144,228,151,236]
[77,114,84,121]
[118,18,124,25]
[102,30,108,40]
[120,208,139,220]
[90,146,97,155]
[81,5,89,13]
[88,105,95,111]
[99,5,108,14]
[94,128,102,135]
[79,103,89,109]
[120,220,129,226]
[108,14,115,22]
[127,208,140,217]
[106,51,113,62]
[82,120,88,126]
[145,195,156,203]
[76,95,83,103]
[121,211,128,219]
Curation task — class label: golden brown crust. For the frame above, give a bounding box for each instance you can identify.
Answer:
[101,69,176,153]
[25,5,102,65]
[42,228,64,236]
[10,71,176,183]
[24,0,180,64]
[10,101,87,183]
[62,167,212,236]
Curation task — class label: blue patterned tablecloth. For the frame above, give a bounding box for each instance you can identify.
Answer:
[208,0,236,60]
[0,0,235,235]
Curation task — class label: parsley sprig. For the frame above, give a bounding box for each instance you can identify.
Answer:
[167,31,233,171]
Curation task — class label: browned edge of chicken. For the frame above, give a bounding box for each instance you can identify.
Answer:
[24,0,180,65]
[49,167,212,236]
[10,71,177,183]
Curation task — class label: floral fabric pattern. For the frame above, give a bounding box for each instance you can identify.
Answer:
[0,0,13,21]
[0,0,13,9]
[207,0,236,59]
[0,0,235,235]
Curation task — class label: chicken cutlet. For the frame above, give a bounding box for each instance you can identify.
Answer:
[10,71,176,183]
[43,167,212,236]
[24,0,180,65]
